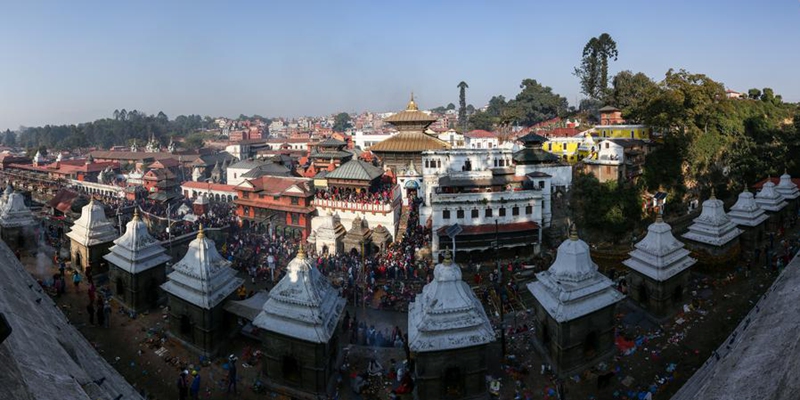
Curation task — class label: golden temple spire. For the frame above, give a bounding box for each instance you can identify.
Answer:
[443,250,452,265]
[297,243,307,259]
[197,224,205,239]
[406,92,418,111]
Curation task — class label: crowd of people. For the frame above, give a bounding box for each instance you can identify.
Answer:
[314,183,396,205]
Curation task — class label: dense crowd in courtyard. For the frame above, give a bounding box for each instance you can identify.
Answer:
[314,183,396,205]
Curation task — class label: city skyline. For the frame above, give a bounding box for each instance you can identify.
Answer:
[1,0,799,131]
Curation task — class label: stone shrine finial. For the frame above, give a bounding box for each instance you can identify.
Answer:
[197,224,205,239]
[569,223,579,241]
[133,207,140,221]
[297,243,307,259]
[656,212,663,223]
[710,187,716,199]
[443,250,452,265]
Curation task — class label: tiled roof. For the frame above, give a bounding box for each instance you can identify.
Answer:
[326,159,383,181]
[465,130,497,139]
[317,138,347,147]
[369,132,451,153]
[383,110,438,124]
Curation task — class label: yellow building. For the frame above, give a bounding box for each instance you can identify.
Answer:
[543,133,597,163]
[594,125,651,140]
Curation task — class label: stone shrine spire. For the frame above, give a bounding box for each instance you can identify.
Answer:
[623,216,696,282]
[253,244,345,343]
[727,188,769,227]
[66,199,118,247]
[754,179,787,212]
[408,250,495,352]
[776,170,800,201]
[682,193,743,247]
[527,225,624,322]
[0,191,36,229]
[104,208,170,274]
[160,225,243,309]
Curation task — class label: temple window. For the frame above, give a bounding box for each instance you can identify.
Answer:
[442,210,450,219]
[499,208,506,217]
[512,206,519,216]
[485,208,493,217]
[525,205,533,215]
[457,209,464,219]
[471,209,479,218]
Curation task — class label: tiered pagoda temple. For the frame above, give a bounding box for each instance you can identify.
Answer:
[623,214,696,317]
[103,209,171,312]
[66,199,118,274]
[408,250,495,400]
[727,188,769,248]
[369,94,450,173]
[681,191,743,262]
[0,190,37,250]
[253,245,345,399]
[755,179,787,231]
[527,225,624,377]
[160,226,243,356]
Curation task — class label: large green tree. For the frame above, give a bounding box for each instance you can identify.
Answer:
[570,172,641,240]
[508,79,568,126]
[608,70,658,121]
[332,112,352,133]
[574,33,618,99]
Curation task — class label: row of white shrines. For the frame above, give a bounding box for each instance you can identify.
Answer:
[3,171,797,399]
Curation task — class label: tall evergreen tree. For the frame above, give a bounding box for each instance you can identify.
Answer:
[457,81,469,130]
[574,33,618,99]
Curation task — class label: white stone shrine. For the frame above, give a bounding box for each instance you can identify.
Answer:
[527,225,624,376]
[408,250,495,399]
[755,180,788,213]
[775,171,800,203]
[727,189,769,228]
[66,199,118,273]
[682,191,743,248]
[623,214,696,316]
[160,225,243,355]
[254,245,345,398]
[0,191,37,250]
[309,211,346,256]
[104,209,171,311]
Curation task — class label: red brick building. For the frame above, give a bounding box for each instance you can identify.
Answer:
[234,176,315,239]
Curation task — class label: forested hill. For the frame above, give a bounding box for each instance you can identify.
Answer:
[2,110,213,150]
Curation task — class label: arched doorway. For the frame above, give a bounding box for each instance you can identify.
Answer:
[638,283,649,305]
[672,284,683,304]
[74,251,82,270]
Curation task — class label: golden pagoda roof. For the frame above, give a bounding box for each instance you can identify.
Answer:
[369,131,451,153]
[384,93,438,124]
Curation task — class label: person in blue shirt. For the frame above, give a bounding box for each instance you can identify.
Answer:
[190,370,201,399]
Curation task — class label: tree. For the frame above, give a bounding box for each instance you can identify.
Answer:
[609,71,658,122]
[457,81,469,130]
[748,88,761,100]
[2,129,16,147]
[156,111,168,122]
[570,172,641,240]
[468,111,495,131]
[760,88,775,104]
[332,112,352,133]
[466,104,475,114]
[446,103,456,110]
[574,33,618,99]
[508,79,568,126]
[113,109,120,120]
[183,133,205,149]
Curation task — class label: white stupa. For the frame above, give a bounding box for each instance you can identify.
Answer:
[755,179,787,212]
[682,191,743,247]
[408,250,495,352]
[727,189,769,227]
[0,192,36,229]
[160,225,243,309]
[66,199,118,247]
[253,245,345,343]
[527,225,624,323]
[775,171,800,201]
[0,184,13,211]
[623,214,696,282]
[103,208,171,274]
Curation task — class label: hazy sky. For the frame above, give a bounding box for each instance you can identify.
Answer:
[1,0,798,130]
